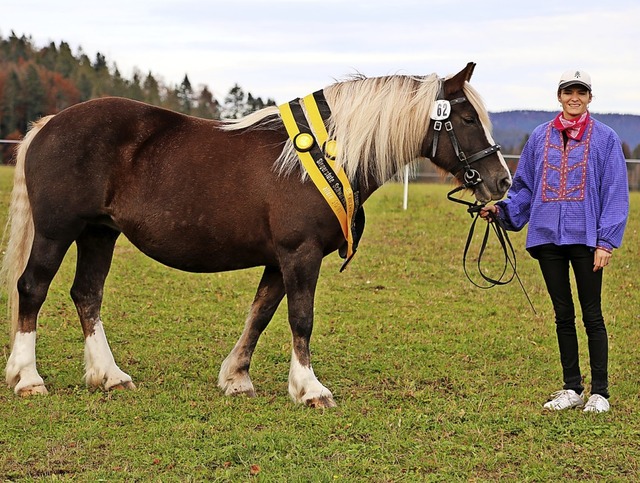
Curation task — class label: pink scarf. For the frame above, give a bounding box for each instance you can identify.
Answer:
[553,111,590,141]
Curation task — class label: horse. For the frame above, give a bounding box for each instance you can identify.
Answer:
[2,62,511,407]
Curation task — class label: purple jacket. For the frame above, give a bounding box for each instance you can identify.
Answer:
[496,115,629,252]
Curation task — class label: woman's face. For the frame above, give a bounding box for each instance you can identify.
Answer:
[558,85,592,119]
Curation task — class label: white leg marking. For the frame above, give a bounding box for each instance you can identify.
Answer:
[218,348,256,396]
[218,309,258,396]
[288,349,333,405]
[84,320,133,390]
[6,332,47,395]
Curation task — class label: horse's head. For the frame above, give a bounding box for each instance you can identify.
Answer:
[422,62,511,203]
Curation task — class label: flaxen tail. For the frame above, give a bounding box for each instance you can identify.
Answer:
[1,115,54,346]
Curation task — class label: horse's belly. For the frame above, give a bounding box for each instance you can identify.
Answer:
[116,215,276,273]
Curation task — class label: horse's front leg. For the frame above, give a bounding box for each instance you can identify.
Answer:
[283,254,336,408]
[218,266,285,397]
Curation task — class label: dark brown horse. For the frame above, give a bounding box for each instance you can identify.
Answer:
[2,62,510,407]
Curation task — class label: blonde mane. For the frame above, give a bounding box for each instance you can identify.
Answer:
[221,73,493,185]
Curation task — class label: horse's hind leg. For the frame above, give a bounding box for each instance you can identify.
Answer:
[6,235,73,396]
[71,225,135,391]
[218,265,285,397]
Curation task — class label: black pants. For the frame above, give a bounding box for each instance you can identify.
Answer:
[534,244,609,398]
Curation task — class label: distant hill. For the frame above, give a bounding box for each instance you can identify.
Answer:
[490,111,640,155]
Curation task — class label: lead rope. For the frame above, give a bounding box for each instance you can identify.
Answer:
[447,186,537,314]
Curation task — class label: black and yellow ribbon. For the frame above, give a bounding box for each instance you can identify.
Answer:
[279,91,361,270]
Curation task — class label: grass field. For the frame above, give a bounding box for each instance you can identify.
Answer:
[0,164,639,481]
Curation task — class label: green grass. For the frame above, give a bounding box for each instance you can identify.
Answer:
[0,164,639,481]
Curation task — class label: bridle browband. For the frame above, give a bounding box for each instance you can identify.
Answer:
[429,79,501,189]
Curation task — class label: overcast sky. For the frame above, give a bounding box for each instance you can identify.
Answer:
[3,0,639,115]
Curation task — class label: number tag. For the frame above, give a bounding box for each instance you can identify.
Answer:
[430,100,451,120]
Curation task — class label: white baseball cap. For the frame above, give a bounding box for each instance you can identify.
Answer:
[558,69,592,91]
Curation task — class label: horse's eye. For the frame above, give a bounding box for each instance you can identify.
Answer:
[463,116,476,125]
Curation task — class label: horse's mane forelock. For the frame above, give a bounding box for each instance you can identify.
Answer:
[222,73,493,185]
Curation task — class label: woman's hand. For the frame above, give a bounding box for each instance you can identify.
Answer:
[593,248,612,271]
[479,205,497,222]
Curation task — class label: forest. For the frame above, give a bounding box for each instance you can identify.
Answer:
[0,32,275,163]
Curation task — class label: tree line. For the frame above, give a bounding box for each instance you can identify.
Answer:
[0,32,276,163]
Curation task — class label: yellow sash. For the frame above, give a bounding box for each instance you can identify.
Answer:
[279,93,358,265]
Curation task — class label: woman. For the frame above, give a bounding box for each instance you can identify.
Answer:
[480,69,629,413]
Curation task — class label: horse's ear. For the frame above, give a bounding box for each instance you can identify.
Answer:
[463,62,476,81]
[444,62,476,95]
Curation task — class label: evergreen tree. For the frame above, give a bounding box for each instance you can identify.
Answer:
[77,73,93,101]
[245,93,275,114]
[246,93,262,113]
[6,32,30,62]
[194,85,220,119]
[25,64,45,123]
[129,69,145,101]
[143,72,161,105]
[93,52,108,73]
[177,74,194,114]
[111,65,128,97]
[1,70,22,134]
[39,41,58,70]
[90,52,110,96]
[55,41,76,78]
[222,83,246,119]
[77,49,92,70]
[163,87,182,112]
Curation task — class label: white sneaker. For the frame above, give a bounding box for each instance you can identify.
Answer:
[543,389,584,410]
[583,394,610,413]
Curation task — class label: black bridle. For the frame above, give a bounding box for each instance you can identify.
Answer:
[430,81,536,313]
[429,80,501,190]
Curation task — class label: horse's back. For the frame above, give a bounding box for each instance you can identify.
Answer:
[26,97,200,184]
[24,98,214,229]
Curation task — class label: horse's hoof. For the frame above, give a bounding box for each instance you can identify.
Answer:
[235,389,257,398]
[305,395,337,408]
[220,378,257,397]
[225,387,257,398]
[108,381,137,391]
[17,384,49,397]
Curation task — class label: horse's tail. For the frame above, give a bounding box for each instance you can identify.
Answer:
[1,115,54,346]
